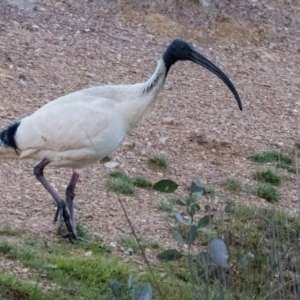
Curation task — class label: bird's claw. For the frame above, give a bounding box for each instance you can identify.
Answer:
[54,200,77,241]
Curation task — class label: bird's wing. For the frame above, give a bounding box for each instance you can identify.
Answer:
[16,94,127,160]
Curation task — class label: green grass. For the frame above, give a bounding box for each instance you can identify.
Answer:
[249,150,294,172]
[0,273,50,300]
[203,186,215,196]
[252,183,280,202]
[107,171,153,195]
[131,176,153,189]
[223,177,242,192]
[156,201,173,213]
[253,168,282,186]
[0,225,21,237]
[119,236,148,253]
[212,205,300,299]
[148,155,168,169]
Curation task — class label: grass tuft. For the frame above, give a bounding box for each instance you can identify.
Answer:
[249,150,294,172]
[156,201,173,213]
[107,177,135,195]
[223,177,242,192]
[148,155,168,169]
[253,168,282,186]
[252,183,280,202]
[203,186,215,196]
[131,176,153,189]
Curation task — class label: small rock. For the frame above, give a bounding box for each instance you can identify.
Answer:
[84,251,93,257]
[14,169,23,175]
[125,248,133,256]
[0,106,4,112]
[162,117,174,125]
[86,72,96,78]
[93,232,104,241]
[104,161,119,169]
[110,242,117,248]
[211,148,217,153]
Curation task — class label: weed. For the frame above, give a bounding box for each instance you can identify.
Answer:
[148,155,168,169]
[203,186,215,196]
[131,176,153,189]
[156,201,173,213]
[150,241,160,249]
[108,170,131,181]
[253,168,282,186]
[107,177,135,195]
[223,177,242,192]
[0,226,20,237]
[119,236,147,253]
[252,183,280,202]
[249,150,294,172]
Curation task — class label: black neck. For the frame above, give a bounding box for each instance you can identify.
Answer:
[162,45,177,76]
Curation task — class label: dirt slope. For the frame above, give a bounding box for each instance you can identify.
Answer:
[0,0,299,253]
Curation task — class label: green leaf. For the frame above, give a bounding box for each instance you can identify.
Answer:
[190,181,204,197]
[153,180,178,193]
[187,203,198,217]
[127,273,133,290]
[109,279,122,297]
[157,249,183,261]
[197,215,213,228]
[171,229,184,246]
[186,225,198,245]
[174,212,184,223]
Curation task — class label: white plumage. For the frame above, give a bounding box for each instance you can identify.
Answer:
[0,39,242,241]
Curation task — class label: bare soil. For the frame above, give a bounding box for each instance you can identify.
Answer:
[0,0,299,261]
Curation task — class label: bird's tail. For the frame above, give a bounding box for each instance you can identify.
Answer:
[0,122,20,159]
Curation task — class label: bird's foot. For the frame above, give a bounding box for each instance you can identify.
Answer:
[54,200,77,242]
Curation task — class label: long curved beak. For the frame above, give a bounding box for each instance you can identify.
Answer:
[191,50,243,111]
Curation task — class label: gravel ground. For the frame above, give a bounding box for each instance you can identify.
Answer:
[0,0,299,260]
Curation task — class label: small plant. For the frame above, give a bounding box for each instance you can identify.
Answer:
[119,236,147,253]
[107,177,135,195]
[105,274,152,300]
[252,183,280,202]
[156,201,173,213]
[148,155,168,169]
[108,170,131,181]
[203,186,215,196]
[223,177,242,192]
[249,150,294,172]
[131,176,152,189]
[101,156,112,163]
[150,242,160,249]
[253,168,282,186]
[107,170,135,195]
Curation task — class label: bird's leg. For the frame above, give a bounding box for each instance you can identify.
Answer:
[65,172,80,237]
[33,158,77,240]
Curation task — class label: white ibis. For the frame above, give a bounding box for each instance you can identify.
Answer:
[0,39,242,241]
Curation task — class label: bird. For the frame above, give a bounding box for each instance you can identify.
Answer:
[0,39,242,241]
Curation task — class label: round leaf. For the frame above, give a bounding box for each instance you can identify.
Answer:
[152,180,178,193]
[109,279,122,297]
[208,238,228,268]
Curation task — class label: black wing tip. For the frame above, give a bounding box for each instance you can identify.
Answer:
[0,122,20,151]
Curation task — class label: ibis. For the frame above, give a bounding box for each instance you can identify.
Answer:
[0,39,242,241]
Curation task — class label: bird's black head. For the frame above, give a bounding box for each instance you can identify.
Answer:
[163,39,243,111]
